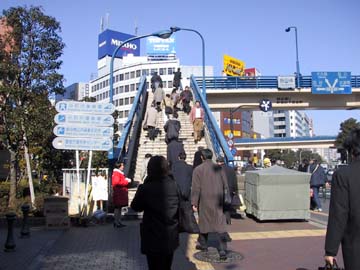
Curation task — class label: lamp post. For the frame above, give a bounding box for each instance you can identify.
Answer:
[285,26,301,88]
[108,29,175,159]
[170,27,206,99]
[229,105,253,136]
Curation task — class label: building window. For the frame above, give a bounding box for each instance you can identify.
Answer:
[125,72,129,80]
[142,69,149,76]
[150,68,157,75]
[168,81,172,88]
[136,70,141,77]
[162,81,167,88]
[115,75,119,82]
[106,79,109,86]
[115,99,118,106]
[159,68,166,75]
[102,92,105,99]
[125,97,129,105]
[119,111,124,118]
[168,67,175,75]
[105,91,109,98]
[119,86,124,93]
[124,110,129,117]
[130,84,135,91]
[125,85,129,92]
[136,83,140,89]
[130,97,135,103]
[119,99,124,106]
[130,71,135,79]
[120,74,124,81]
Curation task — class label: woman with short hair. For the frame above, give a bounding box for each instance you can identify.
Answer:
[131,156,179,270]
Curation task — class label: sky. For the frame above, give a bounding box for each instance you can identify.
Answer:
[1,0,360,136]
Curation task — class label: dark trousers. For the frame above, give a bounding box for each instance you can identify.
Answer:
[198,233,227,252]
[148,126,156,140]
[146,253,173,270]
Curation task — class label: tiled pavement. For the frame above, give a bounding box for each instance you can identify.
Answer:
[0,208,345,270]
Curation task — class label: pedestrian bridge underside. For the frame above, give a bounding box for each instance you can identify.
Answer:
[234,136,336,150]
[195,76,360,110]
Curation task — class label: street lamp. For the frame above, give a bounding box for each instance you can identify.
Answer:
[229,105,253,136]
[108,29,175,159]
[170,26,206,99]
[285,26,301,88]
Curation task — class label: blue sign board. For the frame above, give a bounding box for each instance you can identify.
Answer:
[52,137,113,151]
[312,72,352,94]
[53,125,113,138]
[55,101,115,114]
[146,35,176,55]
[98,29,140,59]
[54,113,114,126]
[231,148,237,156]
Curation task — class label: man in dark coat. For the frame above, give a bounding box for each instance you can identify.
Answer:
[171,152,192,200]
[167,139,185,169]
[309,159,327,211]
[150,72,162,93]
[164,112,181,144]
[131,156,179,270]
[325,128,360,270]
[216,156,238,225]
[298,159,309,172]
[192,146,204,169]
[191,149,228,260]
[173,68,182,90]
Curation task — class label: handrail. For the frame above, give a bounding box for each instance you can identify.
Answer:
[114,76,148,170]
[194,75,360,89]
[190,75,234,165]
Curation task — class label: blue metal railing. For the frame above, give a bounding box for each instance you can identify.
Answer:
[190,75,234,165]
[234,135,337,144]
[114,76,148,166]
[194,75,360,89]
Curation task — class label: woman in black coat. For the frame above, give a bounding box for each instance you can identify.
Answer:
[325,128,360,269]
[131,156,179,270]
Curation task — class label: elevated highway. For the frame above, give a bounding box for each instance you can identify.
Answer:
[234,136,336,150]
[194,76,360,110]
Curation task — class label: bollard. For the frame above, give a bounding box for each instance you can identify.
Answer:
[4,212,16,252]
[20,204,31,238]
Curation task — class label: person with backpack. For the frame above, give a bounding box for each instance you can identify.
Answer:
[173,68,182,90]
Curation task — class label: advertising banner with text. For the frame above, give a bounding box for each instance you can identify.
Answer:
[223,55,246,76]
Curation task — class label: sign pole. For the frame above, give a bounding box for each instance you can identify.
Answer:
[84,150,93,214]
[75,150,81,215]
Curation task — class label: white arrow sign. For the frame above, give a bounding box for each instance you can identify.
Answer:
[55,101,115,114]
[52,137,113,151]
[53,125,113,138]
[54,113,114,126]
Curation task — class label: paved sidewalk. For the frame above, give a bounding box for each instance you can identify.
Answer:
[0,213,345,270]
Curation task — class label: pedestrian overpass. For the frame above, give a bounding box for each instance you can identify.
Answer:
[194,76,360,110]
[234,136,336,150]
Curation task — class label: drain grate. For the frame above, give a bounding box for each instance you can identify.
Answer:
[194,248,244,263]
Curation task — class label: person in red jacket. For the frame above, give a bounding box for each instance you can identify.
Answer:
[112,162,131,228]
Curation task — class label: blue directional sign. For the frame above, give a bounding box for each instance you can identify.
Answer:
[312,72,352,94]
[54,113,114,126]
[52,137,113,151]
[55,101,115,114]
[231,148,237,156]
[53,125,113,138]
[259,99,272,112]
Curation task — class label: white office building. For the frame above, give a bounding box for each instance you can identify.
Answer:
[265,110,313,138]
[252,111,274,138]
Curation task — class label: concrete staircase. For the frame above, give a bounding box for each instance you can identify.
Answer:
[126,90,207,210]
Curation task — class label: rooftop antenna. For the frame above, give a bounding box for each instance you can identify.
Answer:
[100,17,104,33]
[134,19,138,36]
[105,13,110,29]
